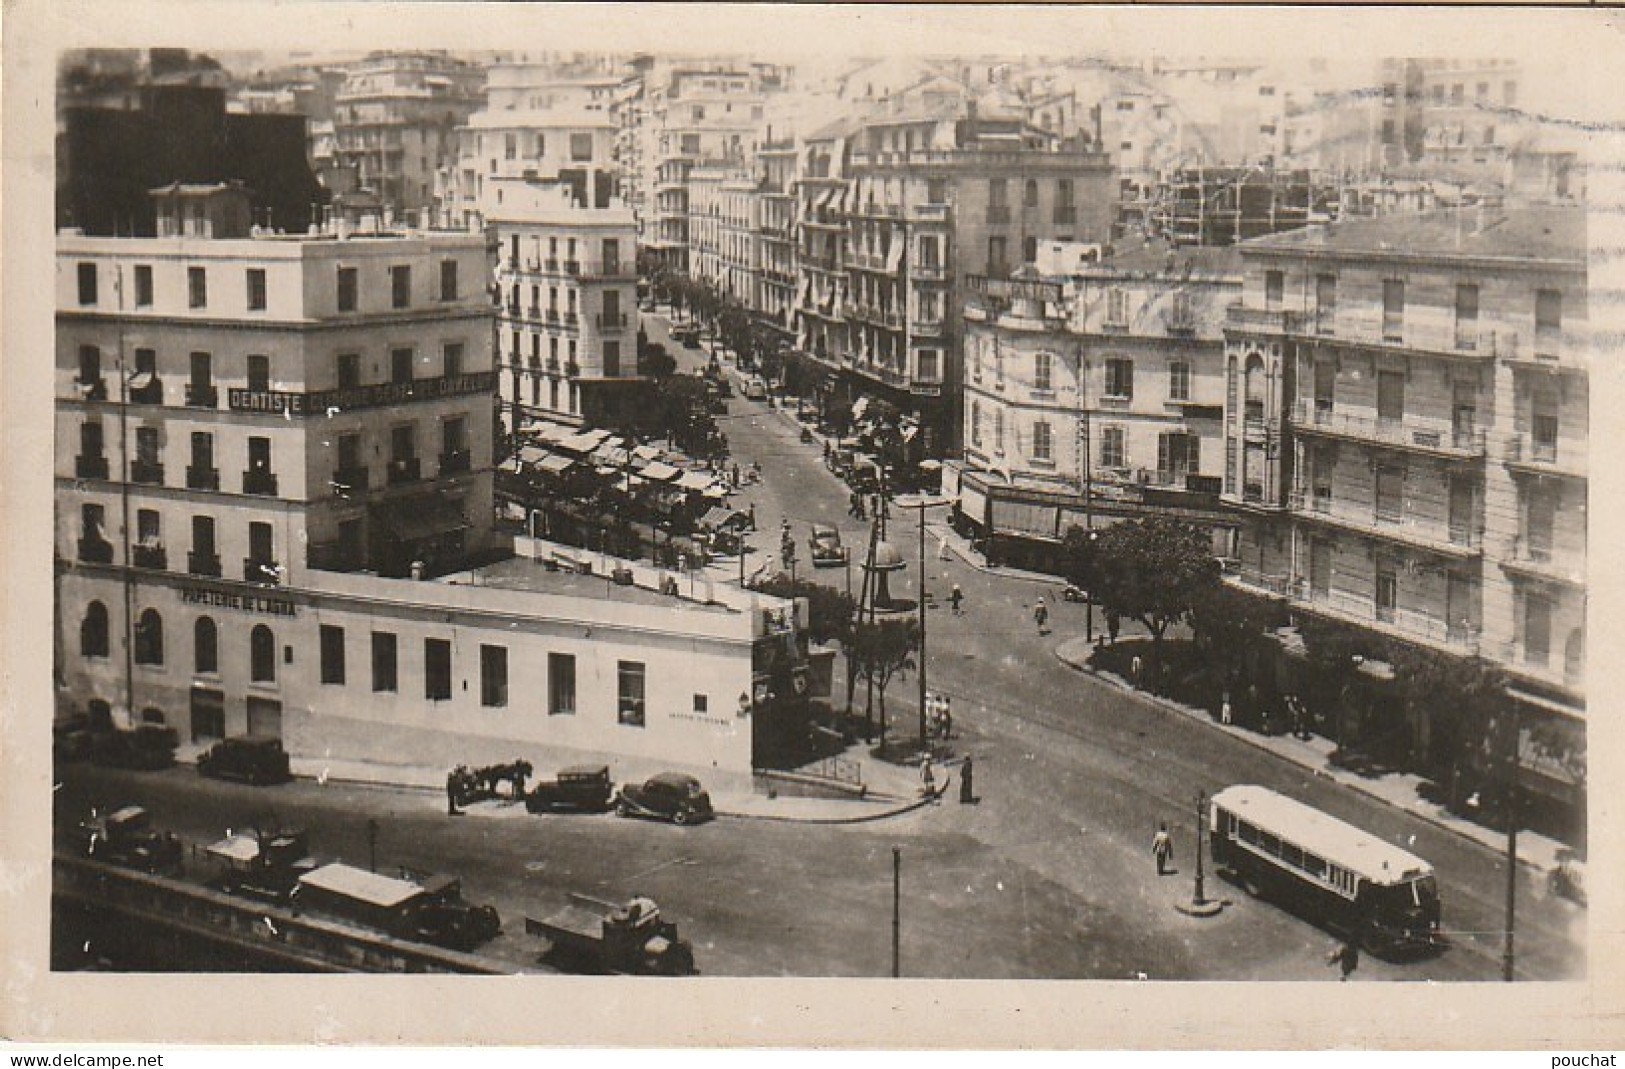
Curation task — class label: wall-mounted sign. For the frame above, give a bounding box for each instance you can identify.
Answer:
[180,585,297,617]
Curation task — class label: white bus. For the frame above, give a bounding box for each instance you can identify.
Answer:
[1210,785,1442,956]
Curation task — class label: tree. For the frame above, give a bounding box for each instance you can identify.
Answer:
[1188,583,1279,696]
[1392,649,1511,811]
[1083,517,1220,665]
[638,339,676,379]
[849,617,920,744]
[749,574,857,648]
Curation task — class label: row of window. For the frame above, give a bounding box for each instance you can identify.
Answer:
[79,504,280,579]
[1260,270,1564,347]
[75,260,462,313]
[985,178,1078,210]
[82,604,280,682]
[968,401,1202,474]
[73,342,467,398]
[976,347,1193,402]
[494,130,598,163]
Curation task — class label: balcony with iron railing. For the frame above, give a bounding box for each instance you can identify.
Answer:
[332,465,369,494]
[387,457,421,486]
[1290,401,1487,458]
[75,454,110,480]
[130,459,164,486]
[439,449,471,475]
[132,543,167,570]
[1288,579,1482,655]
[72,377,109,402]
[1502,433,1586,479]
[596,312,629,332]
[1482,637,1583,693]
[1223,563,1291,597]
[186,464,220,492]
[911,261,947,281]
[77,538,114,565]
[908,202,950,223]
[576,261,635,281]
[1226,303,1307,334]
[128,377,164,405]
[1287,489,1481,557]
[242,468,279,496]
[185,382,218,409]
[1500,533,1584,586]
[244,557,281,586]
[187,550,221,577]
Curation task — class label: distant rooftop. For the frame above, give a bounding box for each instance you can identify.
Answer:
[1094,234,1243,277]
[451,555,732,615]
[1246,206,1585,266]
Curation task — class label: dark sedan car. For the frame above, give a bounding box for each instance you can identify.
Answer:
[197,735,293,786]
[614,772,714,826]
[526,764,615,814]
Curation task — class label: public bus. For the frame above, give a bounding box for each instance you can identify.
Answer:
[1209,785,1443,956]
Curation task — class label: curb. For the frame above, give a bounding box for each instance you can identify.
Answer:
[1051,642,1554,875]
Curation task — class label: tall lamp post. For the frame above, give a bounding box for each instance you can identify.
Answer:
[896,492,950,746]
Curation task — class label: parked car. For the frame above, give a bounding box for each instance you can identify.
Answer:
[79,805,184,875]
[741,376,768,401]
[197,734,293,786]
[809,523,849,567]
[671,326,701,347]
[614,772,714,826]
[526,764,615,814]
[90,724,178,770]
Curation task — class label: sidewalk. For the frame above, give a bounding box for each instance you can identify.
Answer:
[177,741,947,825]
[1051,636,1568,875]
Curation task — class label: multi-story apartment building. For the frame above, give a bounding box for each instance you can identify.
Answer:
[794,120,858,400]
[331,52,484,216]
[687,162,757,310]
[56,184,804,789]
[1220,206,1586,810]
[948,240,1239,569]
[436,103,620,229]
[754,137,800,350]
[489,181,639,432]
[836,100,1116,454]
[642,65,769,273]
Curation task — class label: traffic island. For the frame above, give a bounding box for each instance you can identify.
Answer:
[1174,896,1226,918]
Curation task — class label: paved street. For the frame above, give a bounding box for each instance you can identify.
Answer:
[52,315,1585,981]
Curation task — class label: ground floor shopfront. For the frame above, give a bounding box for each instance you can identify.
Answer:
[56,551,808,791]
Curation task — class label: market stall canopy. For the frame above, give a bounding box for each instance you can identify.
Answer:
[676,471,713,492]
[537,424,576,446]
[641,461,681,482]
[633,444,662,462]
[518,445,550,467]
[700,506,748,530]
[537,453,576,475]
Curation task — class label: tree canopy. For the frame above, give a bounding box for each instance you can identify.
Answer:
[1074,517,1220,649]
[749,574,857,647]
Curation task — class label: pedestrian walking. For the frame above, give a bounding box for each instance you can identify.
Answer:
[1033,598,1049,634]
[747,503,757,531]
[1326,940,1360,981]
[937,531,950,561]
[1152,822,1173,875]
[940,696,953,740]
[1221,691,1233,726]
[1107,610,1121,645]
[1131,654,1144,685]
[959,756,976,805]
[920,755,937,797]
[949,584,964,616]
[446,769,463,816]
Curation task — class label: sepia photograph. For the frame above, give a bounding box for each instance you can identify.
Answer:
[3,0,1623,1051]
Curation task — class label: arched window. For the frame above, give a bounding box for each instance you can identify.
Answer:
[81,601,109,658]
[134,608,163,665]
[1244,353,1267,423]
[251,624,276,683]
[195,616,218,675]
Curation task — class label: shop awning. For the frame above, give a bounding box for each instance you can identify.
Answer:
[374,496,470,542]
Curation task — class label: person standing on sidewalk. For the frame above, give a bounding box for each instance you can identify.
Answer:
[949,583,964,616]
[1152,823,1173,874]
[939,696,953,740]
[446,769,463,816]
[959,756,975,804]
[920,755,937,797]
[1033,598,1049,635]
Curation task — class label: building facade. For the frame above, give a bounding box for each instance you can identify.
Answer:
[489,182,640,431]
[1220,207,1586,809]
[331,52,485,216]
[949,242,1239,569]
[56,190,802,789]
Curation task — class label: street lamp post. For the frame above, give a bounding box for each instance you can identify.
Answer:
[897,493,948,747]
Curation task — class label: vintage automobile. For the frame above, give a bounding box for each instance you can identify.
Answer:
[197,734,293,786]
[809,523,849,567]
[525,764,615,814]
[90,724,178,770]
[671,325,701,347]
[206,828,317,903]
[79,805,184,875]
[526,893,697,976]
[613,772,714,826]
[741,376,768,401]
[295,863,502,953]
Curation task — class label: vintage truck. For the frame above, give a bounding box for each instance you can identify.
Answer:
[205,828,317,904]
[295,863,502,953]
[79,805,184,875]
[525,893,696,975]
[524,764,615,814]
